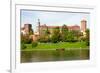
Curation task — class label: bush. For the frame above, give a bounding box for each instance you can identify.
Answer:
[21,43,26,49]
[38,35,51,43]
[50,35,58,43]
[85,40,90,46]
[21,34,32,44]
[32,42,38,48]
[22,37,32,44]
[38,38,48,43]
[25,38,32,44]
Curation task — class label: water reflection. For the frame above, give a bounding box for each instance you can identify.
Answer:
[21,49,89,63]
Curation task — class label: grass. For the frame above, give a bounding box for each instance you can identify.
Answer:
[21,42,89,51]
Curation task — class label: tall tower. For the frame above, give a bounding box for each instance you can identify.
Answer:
[81,19,87,32]
[38,19,40,35]
[24,24,32,34]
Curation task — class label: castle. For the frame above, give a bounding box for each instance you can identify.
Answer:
[21,19,87,41]
[38,19,87,36]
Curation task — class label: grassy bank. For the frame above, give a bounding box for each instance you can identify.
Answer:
[21,42,89,51]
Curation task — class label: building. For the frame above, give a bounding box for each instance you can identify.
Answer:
[21,23,33,35]
[81,19,87,32]
[21,23,41,41]
[21,19,87,41]
[80,19,87,37]
[38,19,87,36]
[39,24,80,35]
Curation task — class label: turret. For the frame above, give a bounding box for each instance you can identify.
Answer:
[81,19,87,32]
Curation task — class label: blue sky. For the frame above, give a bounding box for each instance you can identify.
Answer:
[21,10,90,32]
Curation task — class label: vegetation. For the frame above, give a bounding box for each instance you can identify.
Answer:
[85,29,90,46]
[32,41,38,48]
[61,24,68,42]
[38,27,51,43]
[37,25,85,43]
[21,43,26,49]
[21,24,90,50]
[51,27,60,43]
[21,42,89,51]
[21,34,32,44]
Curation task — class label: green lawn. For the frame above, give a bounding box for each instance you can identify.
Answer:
[21,42,89,51]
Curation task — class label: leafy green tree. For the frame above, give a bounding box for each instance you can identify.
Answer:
[85,29,90,46]
[72,30,82,42]
[21,34,32,44]
[61,24,68,42]
[66,30,74,42]
[38,35,50,43]
[38,28,51,43]
[32,41,38,48]
[51,27,60,43]
[21,24,34,44]
[21,43,26,49]
[29,29,33,35]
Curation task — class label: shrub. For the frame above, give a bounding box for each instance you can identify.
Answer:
[50,35,58,43]
[21,34,32,44]
[85,40,90,46]
[38,35,51,43]
[32,41,38,48]
[21,43,26,49]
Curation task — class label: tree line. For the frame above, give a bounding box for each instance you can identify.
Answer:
[21,24,90,49]
[38,24,90,46]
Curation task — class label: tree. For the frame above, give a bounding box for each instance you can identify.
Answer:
[66,30,79,42]
[29,29,33,35]
[21,24,34,44]
[38,27,51,43]
[21,43,26,49]
[61,24,68,42]
[38,35,50,43]
[72,30,82,42]
[21,33,32,44]
[32,41,38,48]
[66,30,74,42]
[85,29,90,46]
[51,27,60,43]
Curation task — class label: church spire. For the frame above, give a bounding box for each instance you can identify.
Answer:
[38,19,40,26]
[38,19,40,35]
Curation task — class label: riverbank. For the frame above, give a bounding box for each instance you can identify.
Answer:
[21,42,89,51]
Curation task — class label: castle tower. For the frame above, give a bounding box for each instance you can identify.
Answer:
[38,19,40,35]
[81,19,87,32]
[24,24,32,34]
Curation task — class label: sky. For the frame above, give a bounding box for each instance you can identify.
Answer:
[21,10,90,32]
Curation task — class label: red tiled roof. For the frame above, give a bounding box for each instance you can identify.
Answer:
[67,25,80,30]
[39,24,80,30]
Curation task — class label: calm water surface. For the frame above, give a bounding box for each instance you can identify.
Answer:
[21,49,89,63]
